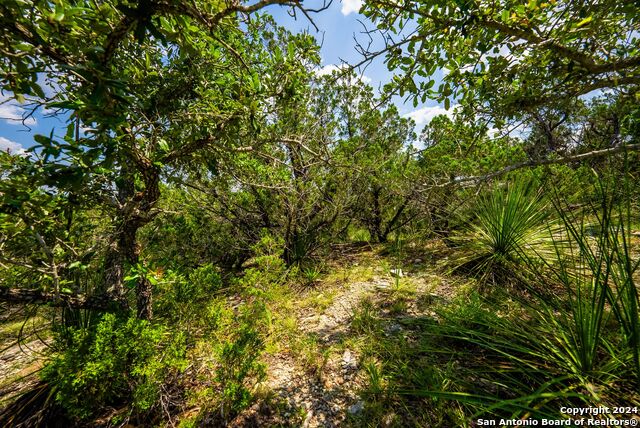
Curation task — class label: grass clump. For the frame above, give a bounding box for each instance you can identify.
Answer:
[359,178,640,425]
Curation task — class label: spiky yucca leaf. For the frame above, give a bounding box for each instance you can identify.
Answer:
[455,179,553,286]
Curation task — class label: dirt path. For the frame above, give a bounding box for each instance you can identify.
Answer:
[0,339,47,403]
[263,279,386,427]
[239,261,456,428]
[0,313,50,410]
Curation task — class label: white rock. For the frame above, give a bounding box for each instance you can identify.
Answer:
[389,268,403,278]
[342,349,358,371]
[375,280,391,289]
[348,401,364,415]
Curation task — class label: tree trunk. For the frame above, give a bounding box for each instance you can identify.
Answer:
[103,239,127,308]
[119,218,153,320]
[103,153,160,320]
[371,186,386,243]
[136,277,153,320]
[0,287,116,310]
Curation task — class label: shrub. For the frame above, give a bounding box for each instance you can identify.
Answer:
[154,264,224,328]
[42,313,187,419]
[215,301,267,420]
[536,176,640,384]
[191,298,269,425]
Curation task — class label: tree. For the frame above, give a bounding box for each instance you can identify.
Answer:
[0,0,324,319]
[330,73,417,243]
[360,0,640,119]
[185,32,347,266]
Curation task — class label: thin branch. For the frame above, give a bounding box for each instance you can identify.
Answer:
[434,143,640,187]
[0,287,120,311]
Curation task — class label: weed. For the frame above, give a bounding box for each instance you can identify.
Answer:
[302,265,322,285]
[351,299,382,336]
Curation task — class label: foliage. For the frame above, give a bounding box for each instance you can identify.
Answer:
[419,115,526,180]
[330,75,418,243]
[0,0,639,425]
[188,64,419,262]
[0,0,314,320]
[453,178,551,286]
[154,263,224,331]
[42,313,187,419]
[214,300,268,421]
[361,0,640,119]
[537,174,640,384]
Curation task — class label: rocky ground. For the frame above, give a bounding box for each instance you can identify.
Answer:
[0,243,461,427]
[230,243,460,427]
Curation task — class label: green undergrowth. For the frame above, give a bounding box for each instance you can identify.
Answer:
[345,178,640,427]
[4,182,638,427]
[347,287,640,427]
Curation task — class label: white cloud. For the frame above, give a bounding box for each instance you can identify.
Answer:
[341,0,363,15]
[403,104,458,127]
[358,74,372,85]
[315,64,341,77]
[0,137,25,155]
[0,95,37,126]
[314,64,372,85]
[487,127,500,138]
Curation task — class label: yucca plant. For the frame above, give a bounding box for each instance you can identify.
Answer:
[302,265,322,285]
[553,176,640,386]
[403,289,635,424]
[606,196,640,388]
[403,293,600,422]
[455,179,552,287]
[506,171,640,391]
[609,217,640,387]
[392,175,639,424]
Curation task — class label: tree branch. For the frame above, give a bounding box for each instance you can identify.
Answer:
[0,287,121,311]
[434,143,640,187]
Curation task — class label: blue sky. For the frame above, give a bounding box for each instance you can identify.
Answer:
[0,0,449,154]
[266,0,451,126]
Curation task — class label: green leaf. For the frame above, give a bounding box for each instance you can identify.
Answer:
[68,261,83,269]
[158,139,169,152]
[576,16,593,28]
[34,134,53,145]
[46,100,84,110]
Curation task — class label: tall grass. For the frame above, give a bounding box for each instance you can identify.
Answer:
[394,175,639,424]
[607,198,640,388]
[533,213,612,376]
[541,176,640,386]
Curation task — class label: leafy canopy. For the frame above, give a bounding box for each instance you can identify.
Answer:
[361,0,640,120]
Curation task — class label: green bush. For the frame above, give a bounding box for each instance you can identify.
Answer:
[154,264,224,327]
[215,302,267,420]
[238,232,288,290]
[190,298,269,425]
[43,313,187,419]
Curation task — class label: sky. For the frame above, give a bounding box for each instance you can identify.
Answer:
[267,0,451,126]
[0,0,451,155]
